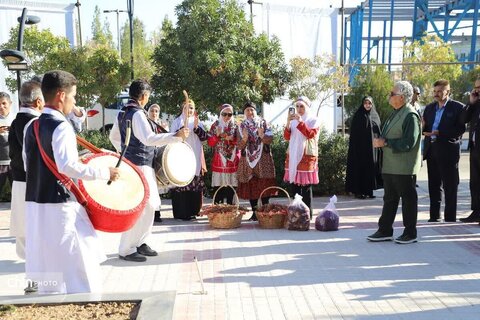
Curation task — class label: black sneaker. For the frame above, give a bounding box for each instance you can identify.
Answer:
[459,211,480,223]
[24,281,38,295]
[367,231,393,242]
[119,252,147,262]
[394,234,417,244]
[137,243,158,256]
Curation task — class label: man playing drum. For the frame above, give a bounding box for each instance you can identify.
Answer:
[23,70,120,294]
[110,79,189,262]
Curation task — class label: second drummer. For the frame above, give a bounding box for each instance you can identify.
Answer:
[110,79,189,262]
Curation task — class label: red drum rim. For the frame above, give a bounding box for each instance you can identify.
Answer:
[78,152,150,232]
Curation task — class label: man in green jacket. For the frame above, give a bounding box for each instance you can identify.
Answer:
[367,81,422,244]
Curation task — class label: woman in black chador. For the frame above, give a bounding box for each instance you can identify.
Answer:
[346,96,383,199]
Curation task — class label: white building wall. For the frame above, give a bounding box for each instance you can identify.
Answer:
[251,2,338,132]
[0,0,75,111]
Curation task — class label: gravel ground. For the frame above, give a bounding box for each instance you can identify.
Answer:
[0,302,139,320]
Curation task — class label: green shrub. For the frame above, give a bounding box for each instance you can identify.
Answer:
[315,130,348,196]
[0,180,11,202]
[78,130,115,151]
[213,126,348,197]
[271,127,348,196]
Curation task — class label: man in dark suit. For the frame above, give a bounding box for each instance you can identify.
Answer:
[422,79,465,222]
[460,77,480,223]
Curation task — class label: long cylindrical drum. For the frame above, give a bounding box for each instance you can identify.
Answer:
[154,142,196,188]
[78,152,149,233]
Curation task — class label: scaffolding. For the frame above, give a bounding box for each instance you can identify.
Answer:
[344,0,480,79]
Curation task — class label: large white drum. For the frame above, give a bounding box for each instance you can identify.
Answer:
[154,142,196,188]
[78,152,149,233]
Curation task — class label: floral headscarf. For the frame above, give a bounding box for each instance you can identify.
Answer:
[213,104,237,165]
[239,103,272,168]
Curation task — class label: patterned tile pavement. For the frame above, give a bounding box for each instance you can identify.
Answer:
[1,153,480,319]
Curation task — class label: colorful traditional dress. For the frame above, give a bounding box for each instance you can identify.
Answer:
[283,97,320,213]
[207,104,240,204]
[237,111,276,214]
[170,108,208,220]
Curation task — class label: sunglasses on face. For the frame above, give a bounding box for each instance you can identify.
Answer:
[295,104,305,108]
[221,112,233,117]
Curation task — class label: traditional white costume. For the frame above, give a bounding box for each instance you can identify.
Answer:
[23,108,109,294]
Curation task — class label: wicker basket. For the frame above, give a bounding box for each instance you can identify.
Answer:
[256,186,290,229]
[207,186,243,229]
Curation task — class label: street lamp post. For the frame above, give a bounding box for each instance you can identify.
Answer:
[127,0,134,80]
[103,9,128,56]
[75,0,82,47]
[0,8,40,106]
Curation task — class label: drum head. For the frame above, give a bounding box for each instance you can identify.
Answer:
[163,142,196,186]
[81,154,146,211]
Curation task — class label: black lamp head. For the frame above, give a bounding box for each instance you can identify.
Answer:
[18,15,41,25]
[0,49,25,63]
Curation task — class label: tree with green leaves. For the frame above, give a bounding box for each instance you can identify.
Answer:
[44,45,130,129]
[151,0,290,116]
[120,17,154,80]
[90,5,115,48]
[451,66,480,103]
[1,22,130,131]
[288,54,349,116]
[0,26,70,92]
[402,34,462,103]
[345,65,394,124]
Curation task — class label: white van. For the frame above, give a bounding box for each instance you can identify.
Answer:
[86,93,129,132]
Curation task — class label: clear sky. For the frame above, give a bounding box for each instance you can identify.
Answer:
[52,0,364,43]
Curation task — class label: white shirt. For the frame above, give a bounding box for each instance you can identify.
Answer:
[109,109,181,152]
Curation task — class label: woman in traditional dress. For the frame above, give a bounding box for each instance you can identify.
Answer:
[146,103,169,223]
[208,104,240,204]
[345,96,382,199]
[170,99,208,220]
[148,104,169,133]
[237,101,277,221]
[283,96,320,217]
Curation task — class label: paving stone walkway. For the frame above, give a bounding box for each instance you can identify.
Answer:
[1,153,479,319]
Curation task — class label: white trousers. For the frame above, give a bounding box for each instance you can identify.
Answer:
[10,181,26,259]
[118,165,158,256]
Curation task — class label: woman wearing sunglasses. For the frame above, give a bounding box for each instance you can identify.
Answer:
[237,101,277,221]
[207,104,240,204]
[284,96,320,217]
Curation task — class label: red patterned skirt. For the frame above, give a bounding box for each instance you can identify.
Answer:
[236,152,277,200]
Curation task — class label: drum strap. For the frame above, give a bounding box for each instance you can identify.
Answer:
[33,120,88,207]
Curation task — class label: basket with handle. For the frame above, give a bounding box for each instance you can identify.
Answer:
[203,185,244,229]
[256,186,291,229]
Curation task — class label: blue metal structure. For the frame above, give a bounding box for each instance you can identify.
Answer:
[345,0,480,80]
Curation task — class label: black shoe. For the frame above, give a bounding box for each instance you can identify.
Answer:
[24,281,38,294]
[248,213,258,221]
[137,243,158,256]
[367,231,393,242]
[154,211,162,223]
[355,194,367,199]
[394,234,417,244]
[459,212,480,223]
[119,252,147,262]
[367,195,376,199]
[427,218,440,222]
